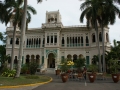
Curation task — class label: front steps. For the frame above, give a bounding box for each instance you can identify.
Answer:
[46,68,55,74]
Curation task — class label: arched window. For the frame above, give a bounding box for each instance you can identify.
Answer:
[78,37,80,43]
[34,38,36,45]
[31,55,35,63]
[51,36,53,43]
[32,38,33,45]
[73,37,74,44]
[92,33,96,42]
[36,38,38,45]
[73,54,77,62]
[54,35,57,43]
[67,37,69,44]
[62,37,64,44]
[36,55,40,63]
[47,36,49,43]
[26,55,30,64]
[75,37,77,44]
[81,37,83,43]
[39,38,41,44]
[70,37,72,44]
[55,18,57,22]
[27,39,28,45]
[10,38,13,44]
[79,54,84,59]
[14,56,17,64]
[67,54,72,60]
[86,36,89,43]
[16,38,19,45]
[99,32,102,42]
[29,39,31,45]
[48,19,50,22]
[106,33,109,42]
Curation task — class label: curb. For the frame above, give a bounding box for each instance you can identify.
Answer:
[0,76,53,89]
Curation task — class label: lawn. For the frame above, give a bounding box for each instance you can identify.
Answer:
[0,75,51,86]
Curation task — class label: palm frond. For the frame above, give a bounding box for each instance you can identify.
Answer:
[27,5,37,14]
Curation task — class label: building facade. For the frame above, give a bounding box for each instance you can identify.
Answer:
[6,11,111,69]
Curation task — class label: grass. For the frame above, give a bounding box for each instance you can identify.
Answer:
[0,75,51,86]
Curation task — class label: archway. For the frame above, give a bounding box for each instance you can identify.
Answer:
[26,55,30,64]
[36,55,40,64]
[48,53,55,68]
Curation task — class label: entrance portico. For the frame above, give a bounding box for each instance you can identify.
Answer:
[45,49,59,68]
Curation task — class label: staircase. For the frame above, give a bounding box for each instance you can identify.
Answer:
[46,68,55,74]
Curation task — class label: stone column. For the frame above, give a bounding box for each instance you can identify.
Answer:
[23,55,26,64]
[57,34,59,46]
[53,35,54,44]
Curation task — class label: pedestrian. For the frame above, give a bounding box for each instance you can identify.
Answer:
[83,66,87,86]
[83,66,87,80]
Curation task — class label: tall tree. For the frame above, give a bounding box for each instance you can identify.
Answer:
[80,0,102,72]
[16,0,42,77]
[2,0,37,70]
[97,0,120,72]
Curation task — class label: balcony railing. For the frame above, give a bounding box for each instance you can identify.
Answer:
[26,45,40,48]
[66,43,84,47]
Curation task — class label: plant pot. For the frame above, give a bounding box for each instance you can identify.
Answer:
[88,73,96,83]
[61,73,68,82]
[55,70,61,75]
[112,74,119,83]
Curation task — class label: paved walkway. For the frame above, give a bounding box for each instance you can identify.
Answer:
[1,74,120,90]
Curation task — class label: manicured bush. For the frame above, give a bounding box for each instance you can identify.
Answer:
[29,62,39,75]
[21,64,29,74]
[1,69,16,77]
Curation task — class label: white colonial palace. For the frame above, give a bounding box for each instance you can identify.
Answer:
[6,11,111,69]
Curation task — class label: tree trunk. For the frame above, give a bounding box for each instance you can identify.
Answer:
[16,0,27,77]
[10,25,16,70]
[95,21,102,72]
[101,21,106,73]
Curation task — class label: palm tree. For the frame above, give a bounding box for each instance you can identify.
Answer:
[2,0,37,70]
[80,0,102,72]
[113,0,120,4]
[0,0,11,25]
[97,0,120,72]
[16,0,43,77]
[105,39,120,73]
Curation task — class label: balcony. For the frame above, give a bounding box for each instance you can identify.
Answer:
[26,45,40,48]
[42,23,63,28]
[67,43,84,47]
[6,27,20,31]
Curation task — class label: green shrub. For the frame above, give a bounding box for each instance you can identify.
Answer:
[21,64,29,74]
[25,75,39,79]
[1,69,16,77]
[74,57,85,71]
[29,62,39,75]
[88,64,98,73]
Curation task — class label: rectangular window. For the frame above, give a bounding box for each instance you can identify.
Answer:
[62,37,64,44]
[22,56,24,65]
[51,36,53,43]
[42,56,44,64]
[61,56,64,60]
[54,35,57,43]
[10,38,13,44]
[86,56,89,65]
[47,36,49,43]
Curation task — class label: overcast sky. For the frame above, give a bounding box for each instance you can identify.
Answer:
[0,0,120,45]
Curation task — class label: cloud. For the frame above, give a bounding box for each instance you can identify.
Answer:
[0,0,120,45]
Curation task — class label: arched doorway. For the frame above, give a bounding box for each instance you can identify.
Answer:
[26,55,30,64]
[48,53,55,68]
